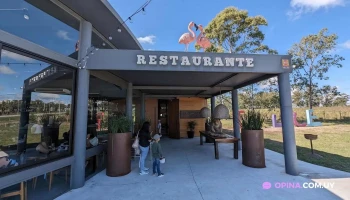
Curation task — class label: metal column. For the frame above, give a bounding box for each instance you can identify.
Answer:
[126,83,133,132]
[71,20,92,189]
[210,96,215,117]
[17,89,31,154]
[232,89,241,150]
[140,93,145,121]
[278,72,298,175]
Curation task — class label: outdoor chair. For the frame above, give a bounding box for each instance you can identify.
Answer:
[0,181,27,200]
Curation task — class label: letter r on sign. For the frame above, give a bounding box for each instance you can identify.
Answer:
[137,55,146,64]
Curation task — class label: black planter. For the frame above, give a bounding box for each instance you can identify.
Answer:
[187,131,194,138]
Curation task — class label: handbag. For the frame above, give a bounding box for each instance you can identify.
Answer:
[89,137,99,147]
[160,157,165,164]
[132,131,140,148]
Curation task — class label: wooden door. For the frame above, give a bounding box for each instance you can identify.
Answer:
[167,99,180,139]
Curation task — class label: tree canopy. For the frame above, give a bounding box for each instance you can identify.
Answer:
[201,6,277,54]
[288,28,345,109]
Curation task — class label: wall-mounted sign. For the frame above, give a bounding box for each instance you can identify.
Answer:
[136,55,254,67]
[180,110,202,119]
[282,59,290,69]
[29,66,58,85]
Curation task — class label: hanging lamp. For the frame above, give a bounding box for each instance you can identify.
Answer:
[213,85,230,119]
[200,107,211,118]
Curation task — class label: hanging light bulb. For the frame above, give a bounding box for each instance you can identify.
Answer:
[128,17,133,23]
[142,8,146,15]
[117,28,121,33]
[102,43,106,46]
[23,8,29,20]
[108,36,112,40]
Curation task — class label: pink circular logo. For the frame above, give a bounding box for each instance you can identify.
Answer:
[262,182,271,190]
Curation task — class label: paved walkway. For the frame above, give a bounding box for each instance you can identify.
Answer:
[56,137,350,200]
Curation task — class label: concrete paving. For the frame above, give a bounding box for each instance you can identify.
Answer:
[56,137,350,200]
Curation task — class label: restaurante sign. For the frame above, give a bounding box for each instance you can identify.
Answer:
[136,55,254,67]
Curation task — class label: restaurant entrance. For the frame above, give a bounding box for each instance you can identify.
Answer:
[158,99,180,139]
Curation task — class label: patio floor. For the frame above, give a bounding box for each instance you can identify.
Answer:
[56,137,350,200]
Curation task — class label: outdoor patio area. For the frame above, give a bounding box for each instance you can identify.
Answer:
[56,137,350,200]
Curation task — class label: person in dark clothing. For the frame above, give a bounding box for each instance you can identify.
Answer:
[138,121,152,175]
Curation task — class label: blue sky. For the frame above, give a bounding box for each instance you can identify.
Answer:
[0,0,349,102]
[109,0,350,94]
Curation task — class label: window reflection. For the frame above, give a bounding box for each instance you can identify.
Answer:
[0,0,79,58]
[0,50,75,174]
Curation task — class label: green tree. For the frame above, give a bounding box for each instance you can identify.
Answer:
[288,28,345,109]
[332,94,349,107]
[200,7,277,108]
[292,89,306,107]
[316,85,340,107]
[203,6,277,54]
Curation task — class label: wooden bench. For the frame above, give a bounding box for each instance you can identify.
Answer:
[199,131,239,160]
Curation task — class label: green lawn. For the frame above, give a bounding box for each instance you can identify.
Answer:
[0,122,71,148]
[221,119,350,173]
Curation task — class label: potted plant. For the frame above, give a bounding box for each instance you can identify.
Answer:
[106,114,133,177]
[240,110,266,168]
[187,121,197,138]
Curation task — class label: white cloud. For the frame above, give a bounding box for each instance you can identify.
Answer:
[339,40,350,49]
[2,50,34,62]
[37,93,60,99]
[57,30,72,41]
[137,35,156,44]
[287,0,346,20]
[0,65,16,74]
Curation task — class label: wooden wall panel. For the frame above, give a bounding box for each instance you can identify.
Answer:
[145,98,158,133]
[179,97,207,138]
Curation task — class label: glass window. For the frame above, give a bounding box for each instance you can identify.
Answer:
[0,50,75,175]
[0,0,79,58]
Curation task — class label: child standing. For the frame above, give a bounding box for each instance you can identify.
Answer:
[151,134,164,177]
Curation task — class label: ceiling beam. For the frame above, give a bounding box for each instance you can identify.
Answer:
[233,74,277,90]
[196,73,238,96]
[90,71,127,89]
[133,86,233,90]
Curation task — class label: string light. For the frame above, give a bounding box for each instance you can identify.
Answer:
[76,46,99,69]
[116,0,152,33]
[0,62,43,66]
[0,8,29,20]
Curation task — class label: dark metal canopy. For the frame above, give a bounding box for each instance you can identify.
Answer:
[86,50,292,97]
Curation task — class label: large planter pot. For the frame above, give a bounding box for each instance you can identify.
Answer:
[187,131,194,138]
[241,129,266,168]
[106,132,131,177]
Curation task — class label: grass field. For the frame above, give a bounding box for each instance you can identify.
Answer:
[0,122,71,148]
[221,119,350,173]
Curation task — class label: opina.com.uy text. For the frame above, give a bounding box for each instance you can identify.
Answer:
[262,182,335,189]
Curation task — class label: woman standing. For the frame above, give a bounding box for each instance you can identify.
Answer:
[138,122,152,175]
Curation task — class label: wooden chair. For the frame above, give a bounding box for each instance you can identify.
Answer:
[32,167,69,191]
[0,181,27,200]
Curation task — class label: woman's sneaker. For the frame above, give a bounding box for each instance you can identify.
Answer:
[158,173,164,178]
[139,171,149,175]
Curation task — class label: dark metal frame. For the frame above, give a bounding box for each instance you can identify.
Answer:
[0,46,77,178]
